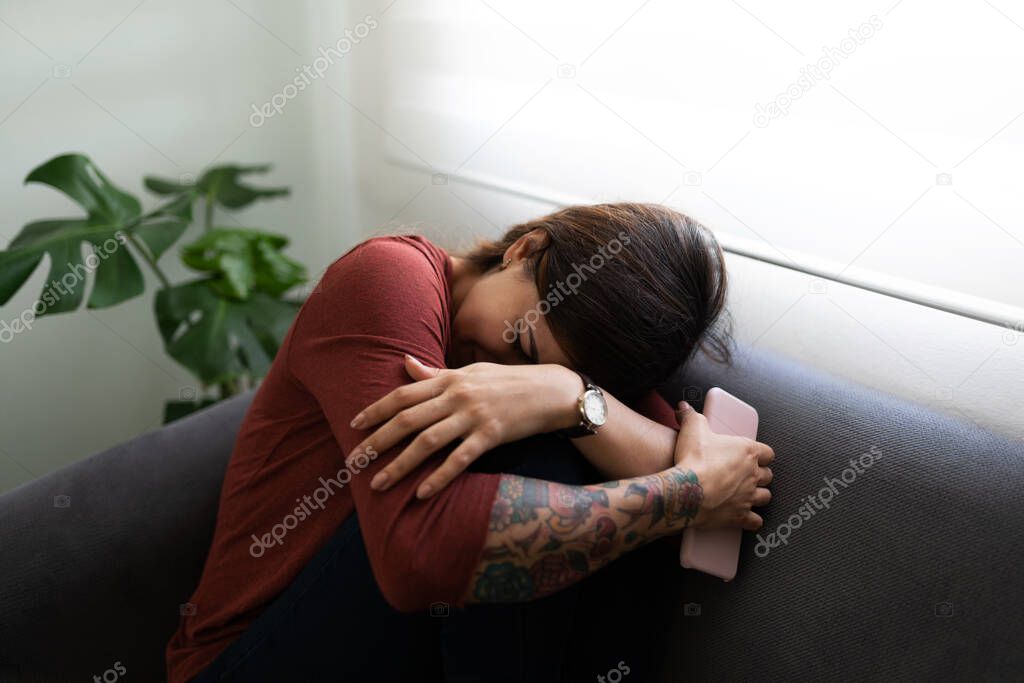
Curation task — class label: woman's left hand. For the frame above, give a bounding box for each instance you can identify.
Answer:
[350,355,581,498]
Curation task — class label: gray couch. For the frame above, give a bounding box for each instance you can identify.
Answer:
[1,345,1021,682]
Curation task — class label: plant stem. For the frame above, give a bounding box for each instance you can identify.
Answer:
[220,378,239,398]
[124,232,172,289]
[204,192,214,232]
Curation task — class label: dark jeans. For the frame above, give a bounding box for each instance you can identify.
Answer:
[192,434,674,683]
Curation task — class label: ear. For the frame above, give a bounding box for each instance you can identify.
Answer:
[503,229,550,266]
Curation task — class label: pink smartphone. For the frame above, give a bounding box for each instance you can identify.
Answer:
[679,387,759,582]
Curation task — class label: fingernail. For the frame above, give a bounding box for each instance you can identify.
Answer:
[370,472,389,491]
[416,483,433,499]
[350,413,365,428]
[405,354,421,365]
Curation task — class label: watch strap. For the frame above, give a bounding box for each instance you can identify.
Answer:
[557,372,602,438]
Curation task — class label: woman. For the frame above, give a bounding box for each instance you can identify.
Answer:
[168,203,774,682]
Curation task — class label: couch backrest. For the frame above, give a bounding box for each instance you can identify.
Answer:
[660,346,1023,681]
[0,392,254,682]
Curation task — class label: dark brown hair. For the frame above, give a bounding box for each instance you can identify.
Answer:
[464,203,732,398]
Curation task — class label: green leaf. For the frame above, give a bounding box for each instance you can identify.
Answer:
[252,238,306,296]
[145,165,287,212]
[155,279,299,385]
[163,398,219,424]
[27,153,140,224]
[144,176,197,196]
[180,228,305,300]
[135,193,193,261]
[0,155,144,314]
[0,219,127,314]
[146,163,288,210]
[0,154,191,315]
[197,164,289,209]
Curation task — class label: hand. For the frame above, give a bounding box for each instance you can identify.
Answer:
[671,401,774,530]
[350,355,582,498]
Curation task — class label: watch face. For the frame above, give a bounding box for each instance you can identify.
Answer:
[582,390,608,426]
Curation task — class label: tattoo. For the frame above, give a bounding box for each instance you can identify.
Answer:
[473,563,533,602]
[469,468,703,603]
[617,469,703,530]
[661,468,703,526]
[591,516,617,559]
[490,477,549,531]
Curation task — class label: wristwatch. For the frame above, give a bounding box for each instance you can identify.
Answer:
[558,372,608,438]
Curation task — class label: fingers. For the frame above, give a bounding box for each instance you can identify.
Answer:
[404,354,446,381]
[370,415,469,491]
[672,400,711,466]
[757,466,773,486]
[416,432,494,499]
[351,374,447,429]
[756,442,775,466]
[742,511,764,531]
[352,397,450,459]
[675,400,708,435]
[751,486,772,507]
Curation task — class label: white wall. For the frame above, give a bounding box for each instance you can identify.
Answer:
[339,0,1024,439]
[354,0,1024,309]
[0,0,358,493]
[2,0,1021,493]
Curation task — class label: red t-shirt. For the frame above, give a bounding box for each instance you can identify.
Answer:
[166,235,677,682]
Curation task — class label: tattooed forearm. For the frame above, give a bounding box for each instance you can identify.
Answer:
[466,468,703,604]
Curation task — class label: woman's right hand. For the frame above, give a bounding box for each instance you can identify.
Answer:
[671,401,774,531]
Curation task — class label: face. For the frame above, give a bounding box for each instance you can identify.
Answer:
[448,232,573,370]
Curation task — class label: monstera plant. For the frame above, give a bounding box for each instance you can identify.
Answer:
[0,154,306,422]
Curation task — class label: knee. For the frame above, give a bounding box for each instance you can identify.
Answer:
[469,433,600,486]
